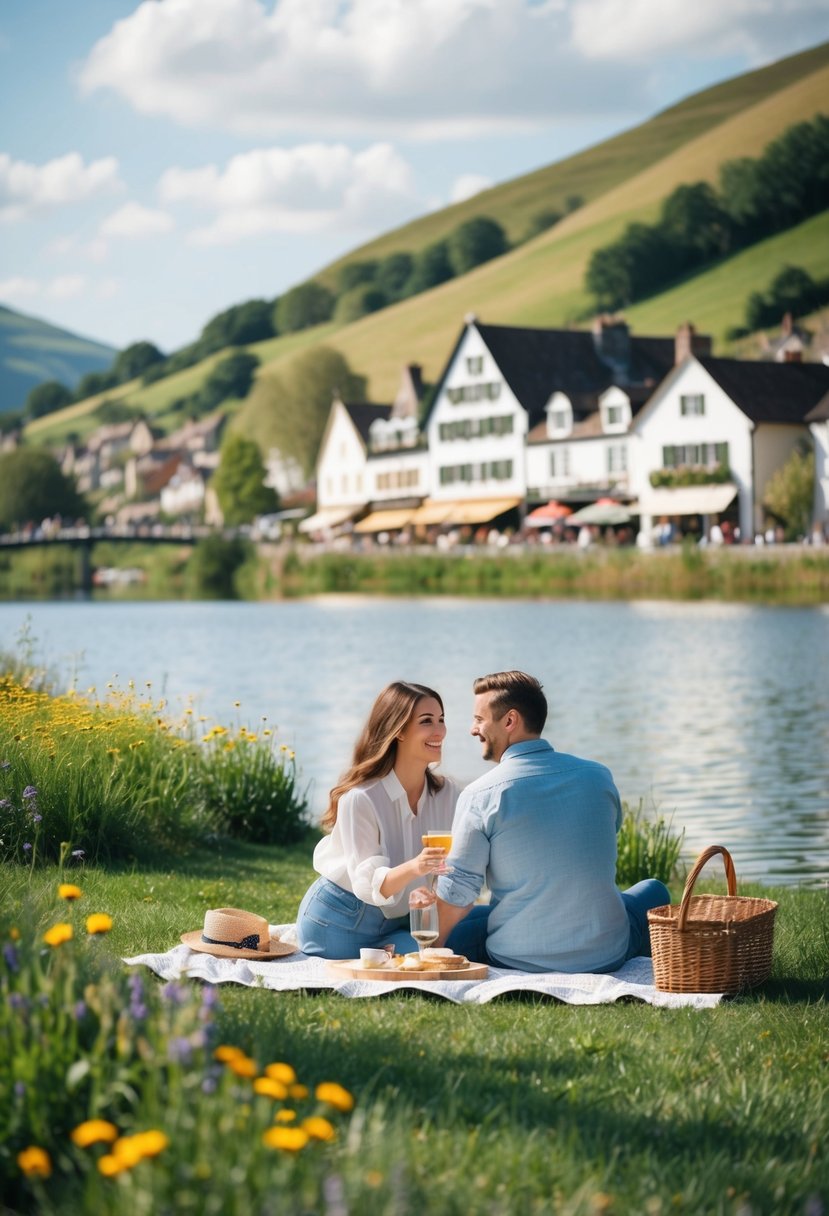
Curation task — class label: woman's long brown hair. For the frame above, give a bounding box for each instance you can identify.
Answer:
[321,682,445,831]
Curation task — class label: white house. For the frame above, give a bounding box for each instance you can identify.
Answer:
[806,391,829,531]
[632,356,829,540]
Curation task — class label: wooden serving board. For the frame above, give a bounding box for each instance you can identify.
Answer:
[327,959,488,982]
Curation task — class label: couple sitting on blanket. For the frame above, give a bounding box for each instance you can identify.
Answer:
[297,671,670,974]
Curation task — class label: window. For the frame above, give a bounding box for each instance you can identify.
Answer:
[680,393,705,416]
[607,443,627,474]
[549,447,571,478]
[466,356,483,374]
[662,442,729,468]
[606,405,623,426]
[438,414,514,440]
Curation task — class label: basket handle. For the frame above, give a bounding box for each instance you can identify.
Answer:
[677,845,737,932]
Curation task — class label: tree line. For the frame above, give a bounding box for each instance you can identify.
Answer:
[585,115,829,312]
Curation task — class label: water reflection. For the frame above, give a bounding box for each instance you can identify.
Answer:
[1,598,827,886]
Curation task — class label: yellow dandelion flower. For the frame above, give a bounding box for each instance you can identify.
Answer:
[86,913,113,935]
[289,1083,309,1100]
[71,1120,119,1148]
[224,740,236,752]
[227,1055,257,1079]
[253,1077,287,1100]
[315,1082,354,1113]
[213,1044,244,1063]
[43,922,73,948]
[265,1062,296,1085]
[262,1126,309,1153]
[111,1137,143,1168]
[98,1154,126,1177]
[280,744,289,752]
[302,1116,336,1142]
[58,883,82,901]
[10,927,20,940]
[274,1110,296,1123]
[263,729,272,737]
[17,1146,52,1178]
[131,1130,169,1158]
[245,733,258,743]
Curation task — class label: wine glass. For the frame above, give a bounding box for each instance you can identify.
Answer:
[409,893,439,958]
[421,830,453,890]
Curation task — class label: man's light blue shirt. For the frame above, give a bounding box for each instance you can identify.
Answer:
[437,739,630,973]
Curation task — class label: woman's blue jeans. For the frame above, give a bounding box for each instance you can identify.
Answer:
[445,878,671,971]
[297,876,418,958]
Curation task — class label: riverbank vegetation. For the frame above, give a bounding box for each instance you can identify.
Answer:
[1,542,828,605]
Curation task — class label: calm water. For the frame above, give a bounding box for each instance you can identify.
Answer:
[2,598,828,887]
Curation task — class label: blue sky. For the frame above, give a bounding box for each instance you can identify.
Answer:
[1,0,826,355]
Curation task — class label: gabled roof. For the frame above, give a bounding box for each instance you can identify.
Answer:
[697,357,829,424]
[805,390,829,423]
[341,401,392,445]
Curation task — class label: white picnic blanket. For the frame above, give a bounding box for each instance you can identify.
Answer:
[125,924,724,1009]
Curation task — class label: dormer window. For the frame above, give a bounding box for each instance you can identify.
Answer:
[606,406,623,426]
[546,392,572,438]
[599,390,630,433]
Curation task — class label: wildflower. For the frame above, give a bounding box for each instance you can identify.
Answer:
[15,1080,26,1098]
[161,981,187,1005]
[17,1146,52,1178]
[0,798,11,808]
[74,1001,87,1020]
[59,883,82,901]
[168,1037,193,1064]
[201,984,220,1010]
[71,1120,119,1148]
[289,1083,309,1100]
[130,1130,169,1158]
[213,1044,244,1063]
[262,1126,309,1153]
[22,786,38,800]
[303,1116,336,1142]
[315,1082,354,1113]
[22,842,32,853]
[86,914,113,935]
[10,926,20,940]
[265,1062,296,1085]
[3,943,19,972]
[129,740,145,750]
[98,1154,128,1177]
[226,1055,257,1079]
[253,1077,288,1100]
[9,993,28,1012]
[274,1110,296,1123]
[43,922,73,947]
[31,813,42,824]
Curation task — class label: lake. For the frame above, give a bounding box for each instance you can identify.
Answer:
[1,598,827,887]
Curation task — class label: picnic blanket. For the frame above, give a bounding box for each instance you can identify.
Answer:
[125,924,724,1008]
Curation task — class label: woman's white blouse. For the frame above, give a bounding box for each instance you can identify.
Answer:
[313,770,460,918]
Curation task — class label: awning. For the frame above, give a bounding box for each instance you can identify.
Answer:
[353,508,414,533]
[409,501,454,526]
[298,507,358,534]
[443,497,522,526]
[635,484,738,517]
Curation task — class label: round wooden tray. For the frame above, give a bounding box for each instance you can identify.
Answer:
[327,959,488,982]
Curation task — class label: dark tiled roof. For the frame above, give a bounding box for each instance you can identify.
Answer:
[343,402,392,445]
[698,357,829,423]
[475,323,677,427]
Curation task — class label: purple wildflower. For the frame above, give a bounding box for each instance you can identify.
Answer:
[22,842,31,853]
[168,1036,193,1064]
[73,1001,87,1021]
[3,943,18,972]
[9,992,28,1012]
[14,1081,26,1099]
[161,981,187,1005]
[22,786,37,800]
[201,984,220,1009]
[128,973,147,1021]
[31,813,42,824]
[201,1075,218,1094]
[0,798,11,809]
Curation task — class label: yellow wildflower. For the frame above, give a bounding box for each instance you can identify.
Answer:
[17,1146,52,1178]
[274,1110,296,1123]
[98,1154,127,1177]
[262,1126,309,1153]
[71,1120,119,1148]
[315,1082,354,1112]
[253,1077,288,1100]
[10,926,20,940]
[43,922,73,948]
[265,1062,296,1085]
[213,1044,244,1063]
[58,883,82,901]
[289,1083,309,1100]
[224,740,236,751]
[86,913,113,935]
[302,1116,336,1142]
[110,1137,144,1168]
[227,1055,257,1079]
[130,1130,169,1158]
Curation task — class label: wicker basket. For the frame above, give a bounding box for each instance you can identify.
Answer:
[647,845,778,994]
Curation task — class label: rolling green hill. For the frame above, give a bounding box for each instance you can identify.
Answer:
[26,39,829,447]
[0,306,117,416]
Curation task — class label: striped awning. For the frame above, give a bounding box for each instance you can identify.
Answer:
[353,508,414,533]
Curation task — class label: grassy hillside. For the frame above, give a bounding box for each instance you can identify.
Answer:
[25,41,829,442]
[0,306,117,415]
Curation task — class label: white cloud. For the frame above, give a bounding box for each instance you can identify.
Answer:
[99,202,174,238]
[0,276,40,300]
[450,173,494,204]
[45,275,87,300]
[158,141,420,244]
[0,274,95,302]
[0,152,122,223]
[78,0,647,137]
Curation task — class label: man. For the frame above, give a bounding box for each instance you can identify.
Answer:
[436,671,670,972]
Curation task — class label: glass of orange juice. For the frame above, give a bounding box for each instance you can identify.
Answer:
[422,831,452,885]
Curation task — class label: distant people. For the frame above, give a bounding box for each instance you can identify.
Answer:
[435,671,670,973]
[296,682,459,959]
[709,522,724,546]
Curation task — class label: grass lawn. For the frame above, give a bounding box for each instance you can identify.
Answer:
[4,841,827,1215]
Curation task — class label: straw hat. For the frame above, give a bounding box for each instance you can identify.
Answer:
[181,908,296,960]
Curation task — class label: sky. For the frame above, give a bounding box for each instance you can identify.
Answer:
[1,0,826,356]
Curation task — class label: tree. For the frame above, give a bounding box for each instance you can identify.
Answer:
[523,209,562,242]
[334,286,388,325]
[213,432,278,526]
[585,244,634,311]
[0,448,85,528]
[764,444,815,541]
[187,534,252,599]
[24,380,73,421]
[199,300,275,354]
[236,345,366,478]
[447,216,508,276]
[274,282,335,334]
[407,240,454,293]
[196,352,260,414]
[337,261,378,294]
[74,369,119,400]
[113,341,165,384]
[659,182,731,264]
[375,251,414,301]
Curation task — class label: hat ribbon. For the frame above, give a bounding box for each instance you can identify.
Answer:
[201,933,261,951]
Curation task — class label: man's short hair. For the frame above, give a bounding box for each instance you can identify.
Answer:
[473,670,547,735]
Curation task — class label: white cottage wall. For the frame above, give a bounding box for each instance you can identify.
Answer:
[754,424,811,534]
[316,402,369,511]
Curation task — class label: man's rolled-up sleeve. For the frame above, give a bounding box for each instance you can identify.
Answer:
[436,793,489,907]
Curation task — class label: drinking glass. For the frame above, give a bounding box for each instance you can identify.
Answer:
[421,831,453,888]
[409,894,439,957]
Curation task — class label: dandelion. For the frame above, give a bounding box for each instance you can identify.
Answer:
[315,1082,354,1113]
[10,926,20,940]
[265,1062,296,1085]
[289,1083,309,1100]
[253,1077,288,1100]
[71,1120,119,1148]
[262,1126,309,1153]
[17,1146,52,1178]
[302,1116,336,1142]
[227,1055,257,1079]
[98,1154,128,1177]
[59,883,82,901]
[274,1110,296,1123]
[86,913,113,935]
[43,922,73,947]
[213,1045,244,1063]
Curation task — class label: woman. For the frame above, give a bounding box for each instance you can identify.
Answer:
[297,682,459,958]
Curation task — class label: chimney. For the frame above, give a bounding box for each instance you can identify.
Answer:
[675,322,712,366]
[781,312,793,337]
[592,315,631,379]
[783,348,803,363]
[392,364,424,419]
